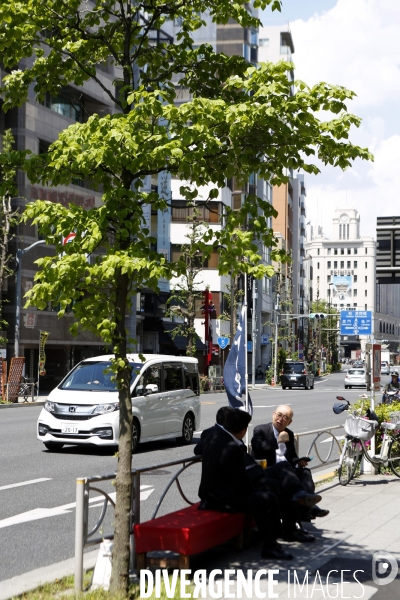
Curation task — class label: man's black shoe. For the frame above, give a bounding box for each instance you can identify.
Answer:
[291,490,322,507]
[261,543,293,560]
[282,530,316,543]
[311,506,330,518]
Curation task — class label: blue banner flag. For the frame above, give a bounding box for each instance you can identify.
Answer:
[223,304,253,416]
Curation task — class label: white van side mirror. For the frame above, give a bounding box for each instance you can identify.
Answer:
[144,384,158,395]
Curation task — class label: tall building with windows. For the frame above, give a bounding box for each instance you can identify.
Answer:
[304,208,399,357]
[168,7,276,373]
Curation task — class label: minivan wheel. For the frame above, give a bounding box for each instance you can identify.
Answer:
[44,442,64,451]
[282,386,287,390]
[132,419,140,454]
[178,414,194,444]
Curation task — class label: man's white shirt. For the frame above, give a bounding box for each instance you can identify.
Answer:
[273,424,287,463]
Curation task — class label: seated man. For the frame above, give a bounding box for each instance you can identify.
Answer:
[196,406,320,543]
[195,409,322,558]
[251,404,329,523]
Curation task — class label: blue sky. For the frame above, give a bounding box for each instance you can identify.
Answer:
[262,0,338,23]
[259,0,400,239]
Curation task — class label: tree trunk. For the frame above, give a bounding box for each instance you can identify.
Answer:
[110,271,133,594]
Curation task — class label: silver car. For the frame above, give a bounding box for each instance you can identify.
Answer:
[344,368,366,389]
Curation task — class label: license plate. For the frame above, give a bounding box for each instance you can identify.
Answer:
[61,424,79,434]
[290,377,296,380]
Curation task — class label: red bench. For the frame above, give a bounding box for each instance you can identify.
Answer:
[134,502,250,570]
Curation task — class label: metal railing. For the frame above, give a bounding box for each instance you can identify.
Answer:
[74,425,345,591]
[294,424,344,470]
[74,455,201,592]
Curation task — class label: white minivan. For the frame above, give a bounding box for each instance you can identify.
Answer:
[37,354,201,452]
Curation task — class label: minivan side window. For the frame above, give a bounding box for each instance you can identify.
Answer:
[162,363,183,391]
[184,367,199,394]
[133,363,161,396]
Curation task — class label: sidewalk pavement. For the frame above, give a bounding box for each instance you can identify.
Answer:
[1,472,400,599]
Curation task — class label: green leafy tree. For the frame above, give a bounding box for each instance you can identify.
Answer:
[166,205,210,356]
[0,0,372,591]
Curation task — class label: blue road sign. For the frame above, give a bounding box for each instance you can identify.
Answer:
[217,336,229,349]
[340,310,372,336]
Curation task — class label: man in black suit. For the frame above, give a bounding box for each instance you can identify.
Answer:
[195,409,321,559]
[251,404,329,525]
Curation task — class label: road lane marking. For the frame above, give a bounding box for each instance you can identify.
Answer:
[320,435,345,443]
[0,486,154,529]
[0,478,52,492]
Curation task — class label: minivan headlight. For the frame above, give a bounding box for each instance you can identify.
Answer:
[92,403,120,415]
[44,401,56,413]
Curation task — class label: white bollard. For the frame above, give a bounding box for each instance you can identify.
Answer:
[91,539,113,591]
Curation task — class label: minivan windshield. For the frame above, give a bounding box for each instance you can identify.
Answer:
[59,361,143,391]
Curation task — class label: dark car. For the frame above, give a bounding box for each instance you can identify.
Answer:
[281,361,314,390]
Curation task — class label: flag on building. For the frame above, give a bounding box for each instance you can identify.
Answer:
[223,304,252,415]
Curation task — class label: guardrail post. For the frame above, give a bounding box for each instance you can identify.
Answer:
[75,477,86,592]
[130,469,140,571]
[294,433,300,456]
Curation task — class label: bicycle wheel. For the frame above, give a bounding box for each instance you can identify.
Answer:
[388,436,400,478]
[338,439,360,485]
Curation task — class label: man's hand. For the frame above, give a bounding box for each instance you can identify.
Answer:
[277,431,289,443]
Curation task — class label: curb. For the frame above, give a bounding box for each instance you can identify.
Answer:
[0,401,45,409]
[0,550,99,600]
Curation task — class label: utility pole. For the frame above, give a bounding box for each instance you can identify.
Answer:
[273,292,280,384]
[251,278,257,389]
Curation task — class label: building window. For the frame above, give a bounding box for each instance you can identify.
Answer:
[365,262,368,268]
[341,248,344,255]
[347,261,351,268]
[354,261,358,268]
[347,224,349,239]
[340,261,344,268]
[354,289,357,297]
[317,248,320,256]
[334,248,338,255]
[334,261,338,269]
[327,261,331,268]
[347,248,351,255]
[317,262,320,269]
[365,276,367,283]
[354,275,357,282]
[365,247,368,254]
[327,275,331,282]
[365,290,367,297]
[327,248,331,255]
[365,304,367,310]
[41,90,84,122]
[353,303,357,307]
[354,248,358,255]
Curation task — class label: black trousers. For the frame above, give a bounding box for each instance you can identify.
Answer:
[245,489,282,547]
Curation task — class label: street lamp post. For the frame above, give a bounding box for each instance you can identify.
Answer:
[15,240,46,358]
[328,282,333,364]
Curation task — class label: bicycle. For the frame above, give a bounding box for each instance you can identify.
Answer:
[18,376,38,402]
[333,396,400,485]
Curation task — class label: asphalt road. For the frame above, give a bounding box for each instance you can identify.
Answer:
[0,370,392,583]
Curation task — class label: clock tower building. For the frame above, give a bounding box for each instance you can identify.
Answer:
[333,208,360,241]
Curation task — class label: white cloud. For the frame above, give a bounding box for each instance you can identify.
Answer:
[288,0,400,239]
[291,0,400,110]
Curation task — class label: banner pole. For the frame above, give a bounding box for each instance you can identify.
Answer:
[244,273,249,447]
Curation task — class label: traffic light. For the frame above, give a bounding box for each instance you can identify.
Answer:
[309,313,328,319]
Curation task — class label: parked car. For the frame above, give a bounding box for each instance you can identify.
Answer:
[281,361,314,390]
[37,354,200,452]
[381,362,390,375]
[344,368,367,389]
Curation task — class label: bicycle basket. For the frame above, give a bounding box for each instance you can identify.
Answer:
[344,414,378,441]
